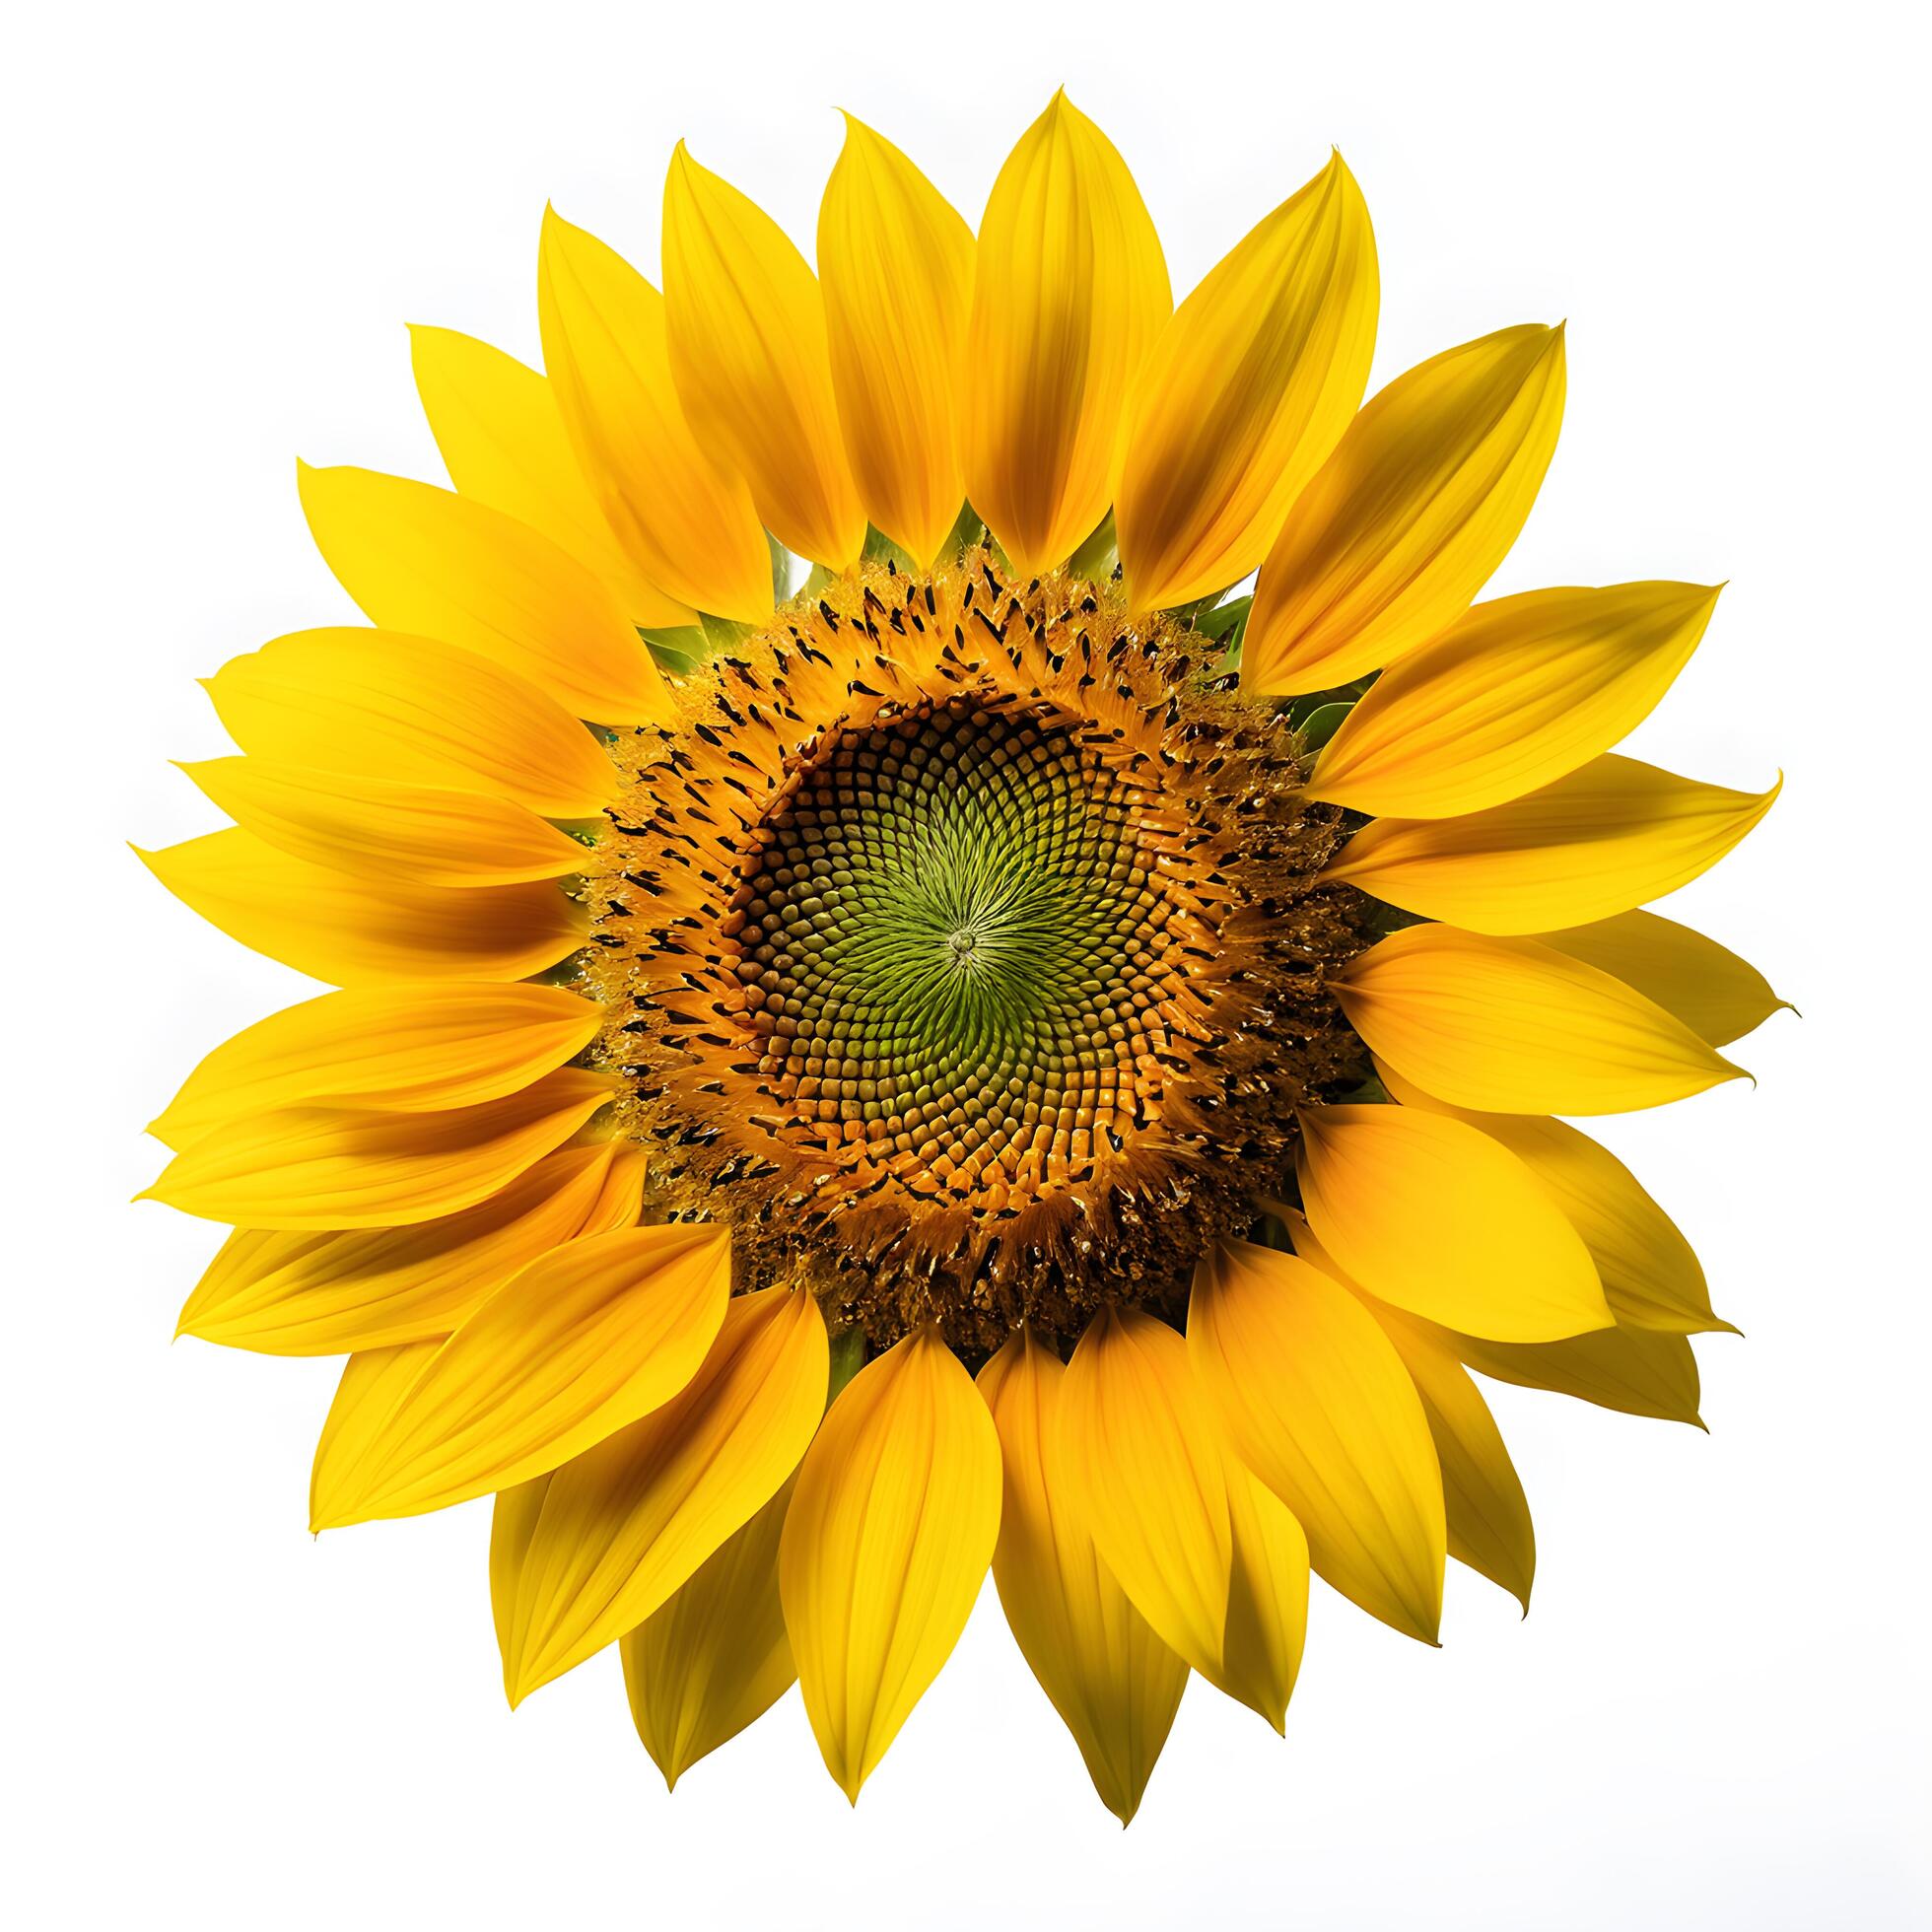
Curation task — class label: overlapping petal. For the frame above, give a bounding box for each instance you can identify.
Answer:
[177,1141,644,1355]
[1325,753,1782,932]
[1245,323,1566,693]
[779,1326,1000,1802]
[1539,910,1791,1048]
[310,1220,731,1528]
[408,323,695,628]
[178,758,589,887]
[1056,1306,1231,1678]
[203,629,621,820]
[1209,1457,1311,1732]
[978,1331,1188,1824]
[621,1480,799,1789]
[136,829,586,986]
[296,461,668,724]
[141,1067,616,1229]
[1190,1240,1445,1642]
[1306,583,1724,817]
[537,208,773,621]
[150,983,599,1149]
[500,1286,827,1703]
[962,92,1171,574]
[1376,1062,1727,1335]
[1449,1323,1704,1427]
[1294,1104,1611,1341]
[1334,925,1747,1113]
[1366,1302,1536,1612]
[663,144,866,570]
[818,114,975,566]
[1117,152,1378,611]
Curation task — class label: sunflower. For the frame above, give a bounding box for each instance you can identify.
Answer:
[139,93,1784,1821]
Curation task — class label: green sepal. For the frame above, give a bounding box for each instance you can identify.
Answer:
[1295,700,1352,751]
[825,1326,866,1405]
[1066,510,1118,581]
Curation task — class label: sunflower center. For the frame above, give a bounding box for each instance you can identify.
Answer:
[586,549,1380,1354]
[725,695,1181,1189]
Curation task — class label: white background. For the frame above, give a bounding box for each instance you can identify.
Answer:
[5,1,1927,1924]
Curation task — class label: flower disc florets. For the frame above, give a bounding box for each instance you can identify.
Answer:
[584,547,1380,1352]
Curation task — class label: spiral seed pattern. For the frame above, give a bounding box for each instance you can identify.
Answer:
[728,696,1179,1190]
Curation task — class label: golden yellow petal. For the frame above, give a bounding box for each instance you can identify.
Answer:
[1117,152,1378,612]
[136,829,586,986]
[1539,909,1792,1048]
[502,1286,827,1703]
[1056,1305,1230,1679]
[1375,1062,1728,1336]
[408,323,695,629]
[1208,1454,1311,1732]
[660,143,865,570]
[177,1142,644,1355]
[141,1066,617,1230]
[296,461,669,724]
[489,1473,553,1669]
[310,1220,731,1528]
[977,1332,1188,1824]
[1325,754,1782,932]
[1190,1240,1445,1642]
[962,92,1171,574]
[1451,1324,1703,1427]
[536,208,773,622]
[178,758,589,888]
[150,983,599,1150]
[204,629,621,820]
[1334,924,1747,1114]
[622,1479,797,1790]
[1365,1301,1536,1612]
[1308,583,1724,817]
[1245,323,1566,694]
[310,1342,441,1529]
[779,1326,1001,1802]
[1295,1104,1611,1342]
[818,114,975,567]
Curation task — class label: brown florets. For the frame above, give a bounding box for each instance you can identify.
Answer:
[579,548,1378,1355]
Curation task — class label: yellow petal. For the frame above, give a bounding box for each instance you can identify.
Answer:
[621,1479,797,1790]
[489,1473,553,1667]
[1190,1239,1445,1642]
[662,144,865,570]
[1365,1302,1535,1612]
[1307,583,1724,817]
[204,629,621,820]
[310,1220,731,1528]
[1539,910,1792,1048]
[136,828,586,986]
[537,208,773,622]
[817,114,975,566]
[177,1141,645,1355]
[1334,925,1747,1114]
[962,92,1171,574]
[1451,1323,1703,1427]
[1117,152,1378,612]
[310,1342,441,1528]
[1295,1104,1611,1342]
[408,324,693,629]
[1325,754,1782,933]
[296,461,669,724]
[141,1066,617,1230]
[1245,323,1566,694]
[178,758,589,888]
[977,1331,1188,1824]
[1375,1062,1728,1336]
[150,983,599,1149]
[1056,1305,1230,1678]
[779,1325,1000,1802]
[503,1286,827,1703]
[1209,1456,1311,1732]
